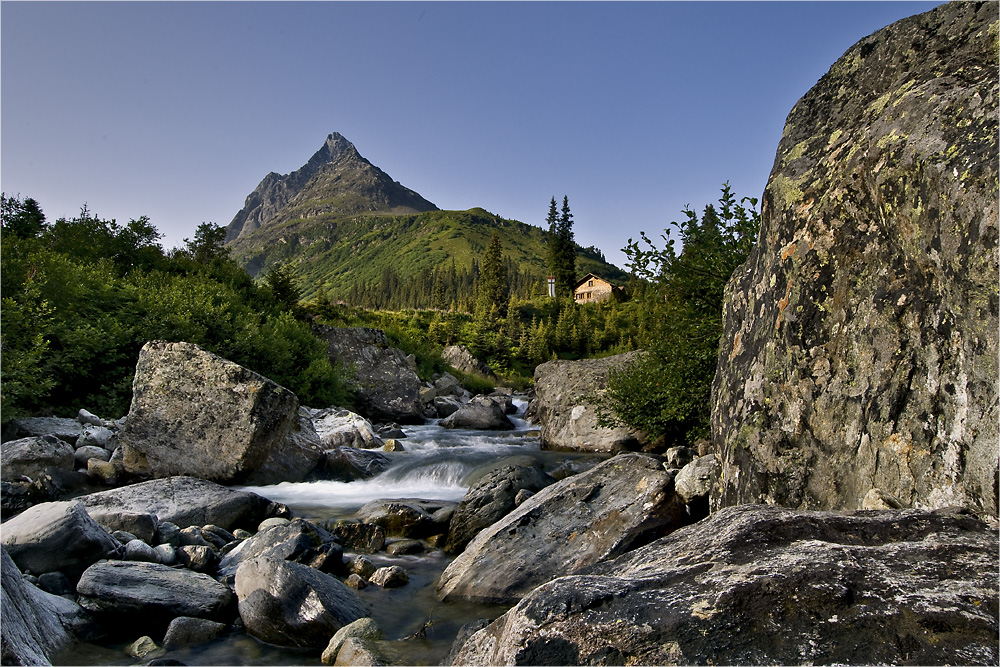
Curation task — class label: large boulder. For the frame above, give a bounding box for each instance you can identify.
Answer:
[244,407,325,485]
[356,499,456,539]
[533,352,643,452]
[234,556,368,649]
[450,505,998,666]
[77,476,287,532]
[217,518,343,580]
[316,447,392,482]
[444,464,556,554]
[712,3,999,518]
[442,345,496,379]
[440,396,514,431]
[76,560,233,632]
[437,453,687,604]
[1,500,120,579]
[0,435,76,482]
[117,341,301,484]
[314,326,424,423]
[2,417,83,445]
[311,408,385,450]
[1,547,95,665]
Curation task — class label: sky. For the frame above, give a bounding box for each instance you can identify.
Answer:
[2,1,943,269]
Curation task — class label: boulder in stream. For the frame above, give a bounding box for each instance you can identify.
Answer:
[356,499,457,539]
[440,396,514,431]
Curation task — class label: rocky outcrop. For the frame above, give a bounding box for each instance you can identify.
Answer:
[450,505,998,666]
[78,476,287,532]
[437,453,687,604]
[712,3,999,517]
[442,345,496,379]
[225,132,437,244]
[234,556,368,649]
[117,341,301,484]
[444,464,556,554]
[1,500,120,579]
[533,352,643,452]
[440,396,514,431]
[314,327,424,423]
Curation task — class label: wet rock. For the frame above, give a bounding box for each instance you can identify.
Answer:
[369,566,408,588]
[1,435,76,482]
[440,396,514,431]
[245,406,325,485]
[533,352,643,452]
[317,447,392,482]
[0,547,93,665]
[217,518,343,580]
[112,530,139,544]
[78,476,287,532]
[432,396,463,418]
[437,453,687,604]
[126,636,164,660]
[451,505,999,666]
[234,556,368,649]
[333,637,387,666]
[162,616,228,649]
[444,464,556,554]
[381,439,404,452]
[321,617,383,665]
[349,555,377,580]
[314,326,424,423]
[77,560,233,633]
[117,341,300,484]
[345,574,368,589]
[356,499,457,539]
[311,408,385,450]
[442,345,497,379]
[1,500,120,579]
[385,539,423,555]
[712,2,999,519]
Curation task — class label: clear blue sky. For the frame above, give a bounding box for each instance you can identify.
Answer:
[2,1,941,269]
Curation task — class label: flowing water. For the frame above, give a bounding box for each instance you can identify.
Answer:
[61,400,607,666]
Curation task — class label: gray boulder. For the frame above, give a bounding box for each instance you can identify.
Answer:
[78,476,287,532]
[0,547,95,666]
[450,505,998,666]
[1,500,120,579]
[314,326,424,423]
[244,407,325,485]
[332,637,387,666]
[442,345,497,379]
[356,499,457,539]
[124,539,161,564]
[673,455,719,519]
[440,396,514,431]
[445,464,556,554]
[322,617,383,665]
[3,417,82,445]
[76,424,114,450]
[533,352,643,452]
[311,408,385,450]
[432,395,462,418]
[369,565,408,588]
[326,521,386,553]
[235,556,368,649]
[217,518,343,580]
[437,453,687,604]
[117,341,301,484]
[712,2,999,518]
[1,435,75,482]
[77,560,233,631]
[162,616,228,649]
[316,447,391,482]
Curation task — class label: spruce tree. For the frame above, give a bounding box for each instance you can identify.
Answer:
[476,232,508,322]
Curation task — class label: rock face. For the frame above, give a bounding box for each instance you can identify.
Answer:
[533,352,643,452]
[118,341,301,484]
[442,345,496,378]
[712,3,999,517]
[235,556,368,649]
[1,500,120,579]
[437,453,687,604]
[450,505,998,666]
[78,476,287,532]
[225,132,437,243]
[314,327,424,423]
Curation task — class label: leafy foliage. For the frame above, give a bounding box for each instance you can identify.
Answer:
[0,199,354,423]
[600,183,760,443]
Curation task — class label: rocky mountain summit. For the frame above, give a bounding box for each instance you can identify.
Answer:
[712,1,998,517]
[225,132,437,243]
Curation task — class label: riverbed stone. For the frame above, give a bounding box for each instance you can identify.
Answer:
[321,617,383,665]
[444,464,556,554]
[217,518,344,580]
[1,500,120,579]
[317,447,392,482]
[712,2,999,519]
[177,545,217,573]
[76,560,233,631]
[312,408,386,450]
[78,476,288,532]
[1,435,76,482]
[450,505,999,666]
[124,539,161,564]
[162,616,228,649]
[245,406,326,485]
[117,341,301,484]
[437,453,687,604]
[533,352,643,452]
[369,566,408,588]
[440,396,514,431]
[234,556,368,649]
[356,499,457,539]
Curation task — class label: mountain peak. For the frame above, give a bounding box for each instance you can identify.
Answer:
[225,133,436,243]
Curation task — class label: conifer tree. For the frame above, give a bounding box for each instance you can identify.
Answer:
[545,196,576,297]
[476,232,508,321]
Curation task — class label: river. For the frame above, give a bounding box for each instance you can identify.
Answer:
[63,399,606,666]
